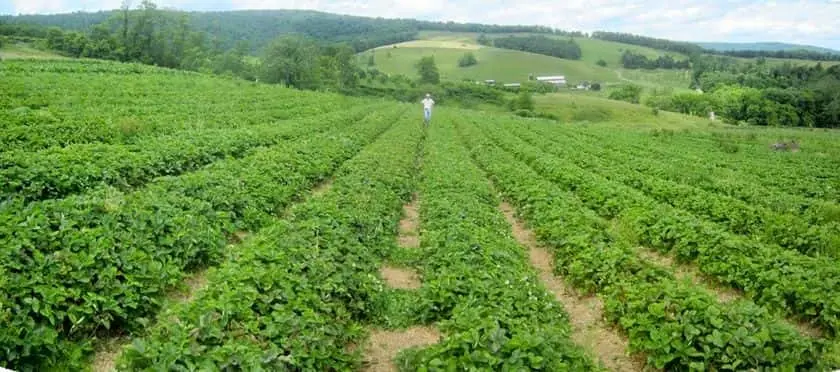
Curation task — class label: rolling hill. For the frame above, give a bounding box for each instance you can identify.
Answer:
[697,41,840,54]
[365,32,693,90]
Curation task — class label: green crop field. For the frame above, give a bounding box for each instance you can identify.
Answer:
[2,59,840,371]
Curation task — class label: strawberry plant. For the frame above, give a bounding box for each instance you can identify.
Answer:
[0,107,403,370]
[119,109,422,370]
[398,111,600,371]
[456,112,834,370]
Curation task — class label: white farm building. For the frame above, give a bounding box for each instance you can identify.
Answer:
[535,75,567,86]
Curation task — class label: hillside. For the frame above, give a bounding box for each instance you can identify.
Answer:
[0,9,560,52]
[366,32,693,89]
[0,41,65,59]
[697,41,840,54]
[2,58,840,371]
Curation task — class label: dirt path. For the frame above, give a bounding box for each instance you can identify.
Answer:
[380,265,421,289]
[499,202,644,372]
[311,177,334,197]
[635,247,825,339]
[362,194,438,371]
[363,327,440,372]
[397,194,420,248]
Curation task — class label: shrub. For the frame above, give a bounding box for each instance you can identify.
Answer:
[608,84,643,104]
[458,52,478,67]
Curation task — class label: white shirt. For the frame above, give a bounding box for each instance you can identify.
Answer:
[422,97,435,110]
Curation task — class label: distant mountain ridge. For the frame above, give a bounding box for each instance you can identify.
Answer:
[696,42,840,54]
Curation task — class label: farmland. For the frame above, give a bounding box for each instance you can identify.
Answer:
[2,59,840,371]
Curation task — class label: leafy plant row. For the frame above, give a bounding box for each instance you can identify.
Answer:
[540,125,840,226]
[0,59,198,75]
[399,112,600,371]
[566,125,840,202]
[456,115,835,370]
[1,60,360,152]
[0,107,403,371]
[119,108,422,371]
[511,124,840,257]
[480,116,840,338]
[0,104,384,203]
[667,130,840,176]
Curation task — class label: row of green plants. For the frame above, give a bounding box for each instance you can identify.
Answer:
[520,125,840,257]
[0,108,402,371]
[456,114,837,370]
[395,111,599,370]
[568,125,840,202]
[1,60,358,152]
[485,118,840,338]
[0,105,381,202]
[552,125,840,226]
[655,129,840,184]
[118,110,422,370]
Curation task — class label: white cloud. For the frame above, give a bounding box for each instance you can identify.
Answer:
[4,0,840,49]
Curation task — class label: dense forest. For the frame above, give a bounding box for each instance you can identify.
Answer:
[0,9,581,53]
[621,50,690,69]
[491,35,582,60]
[594,31,840,62]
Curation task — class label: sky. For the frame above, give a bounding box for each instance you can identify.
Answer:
[2,0,839,50]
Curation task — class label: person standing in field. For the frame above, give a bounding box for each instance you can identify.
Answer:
[422,93,435,125]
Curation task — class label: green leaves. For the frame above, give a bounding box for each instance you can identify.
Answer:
[456,111,831,370]
[400,112,599,371]
[119,108,421,370]
[0,104,402,369]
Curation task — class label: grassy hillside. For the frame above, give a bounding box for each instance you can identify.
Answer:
[370,41,617,84]
[531,91,711,128]
[368,31,693,89]
[0,42,65,59]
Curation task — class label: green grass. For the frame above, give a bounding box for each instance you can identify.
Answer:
[532,91,714,129]
[369,42,618,84]
[0,42,65,60]
[366,32,695,89]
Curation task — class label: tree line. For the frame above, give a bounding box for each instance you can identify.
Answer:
[643,59,840,127]
[594,31,840,62]
[621,50,690,69]
[2,9,584,54]
[716,49,840,62]
[490,35,582,60]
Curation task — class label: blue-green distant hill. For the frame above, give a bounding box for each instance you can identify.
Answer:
[696,42,839,54]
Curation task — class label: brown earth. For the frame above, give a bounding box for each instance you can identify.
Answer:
[500,202,645,372]
[363,327,440,372]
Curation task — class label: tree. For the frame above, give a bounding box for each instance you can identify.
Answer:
[477,33,491,46]
[596,59,607,67]
[492,35,582,60]
[514,90,535,110]
[608,84,643,104]
[416,56,440,84]
[590,82,601,91]
[261,36,321,89]
[458,52,477,67]
[367,52,375,66]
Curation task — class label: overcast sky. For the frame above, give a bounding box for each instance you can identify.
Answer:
[2,0,839,50]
